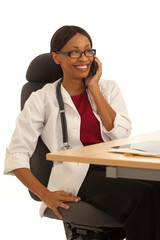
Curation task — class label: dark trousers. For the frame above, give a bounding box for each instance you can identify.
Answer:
[78,165,160,240]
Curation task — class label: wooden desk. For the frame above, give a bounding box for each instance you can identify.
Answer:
[47,131,160,181]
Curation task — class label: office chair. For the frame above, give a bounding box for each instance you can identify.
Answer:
[21,53,126,240]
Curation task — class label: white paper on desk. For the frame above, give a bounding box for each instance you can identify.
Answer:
[109,140,160,157]
[108,148,160,157]
[129,140,160,155]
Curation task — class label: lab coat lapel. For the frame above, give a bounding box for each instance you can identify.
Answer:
[60,84,78,111]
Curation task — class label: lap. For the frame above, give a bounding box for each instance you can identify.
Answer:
[79,166,160,197]
[78,166,160,223]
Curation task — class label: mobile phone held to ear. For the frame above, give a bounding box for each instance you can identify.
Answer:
[83,59,98,88]
[91,59,98,76]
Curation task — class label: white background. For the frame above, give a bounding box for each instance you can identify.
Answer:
[0,0,160,239]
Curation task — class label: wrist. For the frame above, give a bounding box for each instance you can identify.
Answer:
[39,187,50,202]
[88,84,100,94]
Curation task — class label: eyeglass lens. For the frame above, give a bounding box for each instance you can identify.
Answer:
[70,49,95,58]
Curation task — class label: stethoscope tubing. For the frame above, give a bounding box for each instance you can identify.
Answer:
[56,79,71,150]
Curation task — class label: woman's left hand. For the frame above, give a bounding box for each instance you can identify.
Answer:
[85,56,102,89]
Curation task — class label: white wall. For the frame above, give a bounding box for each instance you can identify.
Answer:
[1,0,160,239]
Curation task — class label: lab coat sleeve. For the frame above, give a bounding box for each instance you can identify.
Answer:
[100,80,132,141]
[4,91,45,175]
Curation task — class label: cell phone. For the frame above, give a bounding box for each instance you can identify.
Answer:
[90,59,98,76]
[83,59,98,88]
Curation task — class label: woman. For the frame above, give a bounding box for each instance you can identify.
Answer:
[4,25,160,240]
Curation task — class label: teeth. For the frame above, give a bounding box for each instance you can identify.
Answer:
[76,65,87,69]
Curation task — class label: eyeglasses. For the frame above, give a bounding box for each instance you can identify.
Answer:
[55,49,96,59]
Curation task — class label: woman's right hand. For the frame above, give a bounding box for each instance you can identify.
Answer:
[13,168,80,220]
[42,189,81,219]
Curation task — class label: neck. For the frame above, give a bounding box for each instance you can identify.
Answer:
[62,77,85,96]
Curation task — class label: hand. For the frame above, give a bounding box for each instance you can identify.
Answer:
[42,190,81,219]
[85,56,102,89]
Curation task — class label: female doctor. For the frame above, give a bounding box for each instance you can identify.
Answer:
[4,25,160,240]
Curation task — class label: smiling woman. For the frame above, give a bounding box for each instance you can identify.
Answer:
[4,25,160,240]
[52,33,95,94]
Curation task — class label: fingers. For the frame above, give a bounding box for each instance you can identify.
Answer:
[52,201,73,220]
[52,201,71,220]
[50,201,69,220]
[86,56,102,87]
[60,191,81,203]
[52,207,63,220]
[44,190,81,220]
[52,196,81,220]
[94,56,102,75]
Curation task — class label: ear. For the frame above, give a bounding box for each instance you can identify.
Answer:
[51,52,61,64]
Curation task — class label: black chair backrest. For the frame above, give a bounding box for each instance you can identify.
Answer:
[21,53,61,201]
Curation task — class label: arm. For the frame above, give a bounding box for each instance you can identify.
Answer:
[86,57,116,131]
[13,168,80,219]
[88,84,116,131]
[5,91,80,219]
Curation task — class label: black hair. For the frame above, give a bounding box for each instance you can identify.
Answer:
[50,25,92,52]
[50,25,93,79]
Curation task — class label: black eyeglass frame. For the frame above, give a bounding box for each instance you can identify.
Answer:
[55,49,96,59]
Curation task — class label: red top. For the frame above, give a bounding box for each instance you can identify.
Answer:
[71,90,103,146]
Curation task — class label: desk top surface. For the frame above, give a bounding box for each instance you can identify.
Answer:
[46,131,160,170]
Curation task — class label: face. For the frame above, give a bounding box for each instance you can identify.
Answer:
[52,33,93,81]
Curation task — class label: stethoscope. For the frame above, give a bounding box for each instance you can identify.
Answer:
[56,59,97,150]
[56,78,71,150]
[56,78,87,150]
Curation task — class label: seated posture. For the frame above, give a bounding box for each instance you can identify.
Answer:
[4,25,160,240]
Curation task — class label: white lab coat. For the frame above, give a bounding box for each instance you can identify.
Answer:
[4,78,132,217]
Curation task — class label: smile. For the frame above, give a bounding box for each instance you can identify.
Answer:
[75,65,88,70]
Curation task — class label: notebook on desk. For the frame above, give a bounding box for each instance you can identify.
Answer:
[109,140,160,157]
